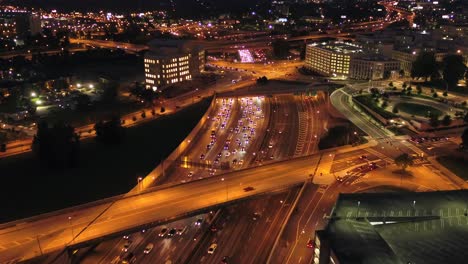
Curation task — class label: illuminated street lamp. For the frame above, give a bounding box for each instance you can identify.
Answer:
[68,216,74,242]
[221,178,228,201]
[137,177,143,192]
[356,201,361,218]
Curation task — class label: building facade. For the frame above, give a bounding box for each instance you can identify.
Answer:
[349,56,400,80]
[144,40,205,91]
[0,10,41,38]
[305,41,399,80]
[305,42,364,78]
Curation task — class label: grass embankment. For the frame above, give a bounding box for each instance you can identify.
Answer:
[354,95,397,119]
[437,156,468,181]
[395,102,443,117]
[0,99,211,222]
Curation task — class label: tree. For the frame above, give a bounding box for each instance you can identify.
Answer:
[392,106,399,114]
[443,91,448,97]
[394,153,414,171]
[32,121,80,168]
[429,113,440,127]
[272,39,290,59]
[101,83,118,103]
[433,92,438,98]
[389,82,393,87]
[381,101,388,109]
[442,55,467,89]
[462,128,468,148]
[411,52,438,81]
[160,106,166,113]
[416,84,422,94]
[75,94,91,111]
[399,69,405,77]
[464,112,468,123]
[402,82,407,89]
[94,116,125,145]
[441,115,452,126]
[256,76,269,85]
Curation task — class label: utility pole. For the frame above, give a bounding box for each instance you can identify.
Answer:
[36,236,43,256]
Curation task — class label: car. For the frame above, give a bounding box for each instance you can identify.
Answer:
[221,256,229,263]
[360,155,367,159]
[168,228,177,237]
[159,228,168,237]
[177,226,188,235]
[208,243,218,254]
[143,243,154,254]
[217,152,222,158]
[210,225,218,232]
[307,239,314,248]
[123,235,130,240]
[238,160,244,166]
[188,171,194,177]
[122,240,132,252]
[195,218,203,226]
[200,154,205,160]
[253,212,261,220]
[225,152,230,157]
[121,252,136,264]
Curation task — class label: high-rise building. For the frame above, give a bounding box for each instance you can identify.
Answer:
[0,10,41,38]
[144,40,205,91]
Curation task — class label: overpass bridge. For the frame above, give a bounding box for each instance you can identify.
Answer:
[0,153,326,263]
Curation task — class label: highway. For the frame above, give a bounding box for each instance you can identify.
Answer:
[183,94,325,264]
[79,95,269,263]
[0,151,324,262]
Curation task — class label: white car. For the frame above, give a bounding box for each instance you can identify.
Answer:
[143,243,154,254]
[207,243,217,254]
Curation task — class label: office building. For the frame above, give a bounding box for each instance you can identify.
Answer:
[305,41,364,78]
[349,56,400,80]
[0,10,41,38]
[144,39,205,91]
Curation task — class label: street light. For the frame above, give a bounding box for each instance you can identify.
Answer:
[221,178,228,201]
[356,201,361,218]
[68,216,74,242]
[137,177,143,192]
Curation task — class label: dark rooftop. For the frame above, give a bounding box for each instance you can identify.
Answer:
[323,190,468,264]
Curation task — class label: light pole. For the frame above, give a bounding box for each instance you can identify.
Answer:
[221,178,228,201]
[68,216,74,242]
[356,201,361,218]
[137,177,143,192]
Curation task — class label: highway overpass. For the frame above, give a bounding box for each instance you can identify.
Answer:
[0,153,327,262]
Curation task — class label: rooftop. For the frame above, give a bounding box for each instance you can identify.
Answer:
[323,190,468,264]
[307,41,364,55]
[146,39,204,58]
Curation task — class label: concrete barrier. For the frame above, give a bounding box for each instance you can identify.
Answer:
[133,96,217,194]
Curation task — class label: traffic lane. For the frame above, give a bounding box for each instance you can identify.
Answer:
[187,189,298,264]
[243,189,300,264]
[132,215,205,264]
[169,98,270,262]
[331,152,380,172]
